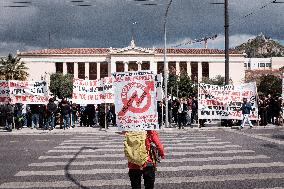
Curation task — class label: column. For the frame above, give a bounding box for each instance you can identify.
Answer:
[110,59,116,74]
[137,61,142,71]
[74,62,78,79]
[63,62,67,74]
[107,59,112,77]
[198,62,202,81]
[85,62,89,79]
[97,62,100,79]
[176,61,180,76]
[150,60,157,74]
[187,61,191,77]
[124,61,129,72]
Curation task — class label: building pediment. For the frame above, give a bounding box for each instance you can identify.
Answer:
[110,39,155,55]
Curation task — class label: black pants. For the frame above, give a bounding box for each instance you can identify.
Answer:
[178,112,186,129]
[128,166,155,189]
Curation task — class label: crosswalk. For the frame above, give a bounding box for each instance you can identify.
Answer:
[1,131,284,189]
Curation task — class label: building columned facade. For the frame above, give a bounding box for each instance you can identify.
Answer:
[244,57,284,70]
[17,40,246,84]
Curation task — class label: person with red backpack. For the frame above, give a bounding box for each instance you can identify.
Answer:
[125,130,165,189]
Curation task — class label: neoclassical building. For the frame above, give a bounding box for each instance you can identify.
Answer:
[17,40,246,84]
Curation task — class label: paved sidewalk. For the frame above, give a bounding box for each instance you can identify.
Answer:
[0,124,281,135]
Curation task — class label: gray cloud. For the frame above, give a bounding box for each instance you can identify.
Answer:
[0,0,283,56]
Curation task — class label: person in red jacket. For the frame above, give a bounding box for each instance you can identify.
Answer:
[128,130,165,189]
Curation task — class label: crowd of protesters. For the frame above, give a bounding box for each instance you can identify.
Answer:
[0,94,283,132]
[0,98,116,132]
[157,94,283,129]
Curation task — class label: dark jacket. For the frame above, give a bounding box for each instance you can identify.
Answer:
[240,102,252,114]
[61,104,70,115]
[47,102,57,115]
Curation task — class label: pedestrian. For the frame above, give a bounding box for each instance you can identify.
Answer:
[71,103,78,128]
[258,96,268,126]
[191,96,198,124]
[3,98,14,132]
[38,104,46,129]
[178,98,187,129]
[61,99,71,129]
[14,103,23,130]
[239,97,253,129]
[46,98,57,130]
[126,130,165,189]
[30,104,39,129]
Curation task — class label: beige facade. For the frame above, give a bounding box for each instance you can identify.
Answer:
[17,41,246,84]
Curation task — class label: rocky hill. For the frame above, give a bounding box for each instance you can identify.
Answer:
[234,34,284,58]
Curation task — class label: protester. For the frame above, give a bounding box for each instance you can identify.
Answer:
[191,96,198,124]
[239,97,253,129]
[126,130,165,189]
[30,104,39,129]
[14,103,23,130]
[71,103,78,128]
[46,98,57,130]
[157,101,165,128]
[61,99,71,129]
[4,98,14,131]
[178,98,187,129]
[258,96,268,126]
[38,104,46,129]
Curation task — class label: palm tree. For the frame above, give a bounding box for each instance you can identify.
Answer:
[0,54,28,80]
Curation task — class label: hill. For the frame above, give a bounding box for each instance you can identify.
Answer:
[234,34,284,58]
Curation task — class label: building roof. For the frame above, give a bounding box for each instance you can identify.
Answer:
[17,47,241,56]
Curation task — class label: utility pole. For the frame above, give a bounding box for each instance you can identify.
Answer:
[212,0,229,85]
[224,0,229,85]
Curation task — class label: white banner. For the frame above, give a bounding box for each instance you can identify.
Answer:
[0,80,49,104]
[198,82,258,120]
[72,77,114,104]
[155,74,163,101]
[112,71,159,131]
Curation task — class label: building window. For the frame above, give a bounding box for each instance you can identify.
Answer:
[266,63,272,68]
[78,62,85,79]
[67,62,74,75]
[191,62,198,81]
[202,62,209,78]
[169,62,176,75]
[244,63,247,67]
[157,62,164,75]
[248,63,251,67]
[141,61,150,70]
[89,62,97,80]
[179,62,187,75]
[116,62,124,72]
[55,62,63,73]
[259,63,265,67]
[100,62,108,78]
[129,62,138,71]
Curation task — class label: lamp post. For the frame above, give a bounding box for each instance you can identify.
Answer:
[163,0,173,128]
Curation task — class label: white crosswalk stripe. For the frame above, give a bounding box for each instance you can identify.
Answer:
[1,131,283,189]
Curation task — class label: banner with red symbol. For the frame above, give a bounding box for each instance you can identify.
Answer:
[112,71,159,131]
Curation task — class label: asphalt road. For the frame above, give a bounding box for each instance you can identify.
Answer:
[0,126,283,189]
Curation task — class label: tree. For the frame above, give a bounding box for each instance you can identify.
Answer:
[168,72,195,98]
[0,54,28,80]
[49,73,73,99]
[258,74,281,96]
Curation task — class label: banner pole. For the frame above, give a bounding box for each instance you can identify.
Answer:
[105,103,107,131]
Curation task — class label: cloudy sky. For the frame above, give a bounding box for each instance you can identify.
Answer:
[0,0,283,56]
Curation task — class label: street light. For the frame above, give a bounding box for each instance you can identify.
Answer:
[163,0,173,128]
[133,0,173,127]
